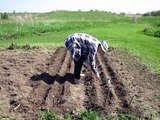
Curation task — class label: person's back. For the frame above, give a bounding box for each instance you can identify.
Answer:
[65,33,100,56]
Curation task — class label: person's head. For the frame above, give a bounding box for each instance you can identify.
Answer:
[98,41,108,54]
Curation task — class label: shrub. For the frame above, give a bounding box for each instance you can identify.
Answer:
[143,27,160,38]
[154,30,160,37]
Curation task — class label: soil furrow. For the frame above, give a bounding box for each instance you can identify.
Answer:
[28,47,68,114]
[51,51,72,115]
[83,65,106,114]
[43,47,67,108]
[100,53,131,113]
[96,53,122,112]
[62,60,87,115]
[48,47,67,75]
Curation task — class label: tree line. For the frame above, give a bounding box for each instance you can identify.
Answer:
[0,12,9,20]
[0,10,160,20]
[143,10,160,16]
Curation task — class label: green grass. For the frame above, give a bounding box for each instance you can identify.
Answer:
[38,11,130,22]
[0,11,160,74]
[39,110,143,120]
[39,109,60,120]
[138,16,160,24]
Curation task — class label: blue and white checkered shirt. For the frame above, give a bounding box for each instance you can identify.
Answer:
[65,33,101,74]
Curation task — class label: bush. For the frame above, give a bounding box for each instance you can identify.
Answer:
[154,30,160,37]
[143,27,160,38]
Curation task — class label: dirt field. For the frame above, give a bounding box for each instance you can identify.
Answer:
[0,47,159,119]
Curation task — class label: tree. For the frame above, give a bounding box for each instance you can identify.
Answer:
[143,10,160,16]
[1,12,9,20]
[120,12,126,15]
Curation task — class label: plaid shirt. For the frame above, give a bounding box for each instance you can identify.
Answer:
[65,33,101,74]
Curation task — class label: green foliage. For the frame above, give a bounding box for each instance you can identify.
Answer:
[74,110,100,120]
[138,16,160,24]
[140,17,160,38]
[0,21,107,40]
[0,116,16,120]
[143,25,160,38]
[38,110,143,120]
[7,42,38,50]
[0,12,9,20]
[143,10,160,16]
[154,30,160,37]
[105,113,143,120]
[64,113,72,120]
[39,110,101,120]
[117,114,142,120]
[7,43,19,50]
[38,11,129,23]
[39,109,60,120]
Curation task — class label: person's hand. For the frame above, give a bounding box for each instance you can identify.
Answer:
[95,72,100,80]
[83,62,88,68]
[83,59,89,68]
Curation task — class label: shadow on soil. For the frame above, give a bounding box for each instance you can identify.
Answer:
[31,72,75,84]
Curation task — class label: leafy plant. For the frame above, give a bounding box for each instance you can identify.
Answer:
[64,113,72,120]
[74,110,100,120]
[39,109,60,120]
[118,114,143,120]
[143,27,160,38]
[105,113,143,120]
[7,43,19,50]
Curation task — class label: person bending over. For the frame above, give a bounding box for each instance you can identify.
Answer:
[65,33,108,84]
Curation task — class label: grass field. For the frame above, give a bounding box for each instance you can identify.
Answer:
[0,11,160,74]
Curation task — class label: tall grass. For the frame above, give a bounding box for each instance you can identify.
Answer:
[0,20,110,40]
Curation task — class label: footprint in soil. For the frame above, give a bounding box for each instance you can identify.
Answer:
[31,72,75,84]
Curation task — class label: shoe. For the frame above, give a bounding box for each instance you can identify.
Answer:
[74,79,84,84]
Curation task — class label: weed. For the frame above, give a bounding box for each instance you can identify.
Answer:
[7,43,19,50]
[39,109,60,120]
[74,111,100,120]
[105,113,143,120]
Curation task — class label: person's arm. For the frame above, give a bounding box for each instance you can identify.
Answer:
[65,38,81,61]
[88,45,100,80]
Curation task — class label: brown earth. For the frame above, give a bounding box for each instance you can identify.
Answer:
[0,47,159,120]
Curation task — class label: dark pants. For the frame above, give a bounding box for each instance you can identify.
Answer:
[74,55,86,79]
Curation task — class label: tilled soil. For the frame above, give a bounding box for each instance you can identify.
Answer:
[0,47,159,120]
